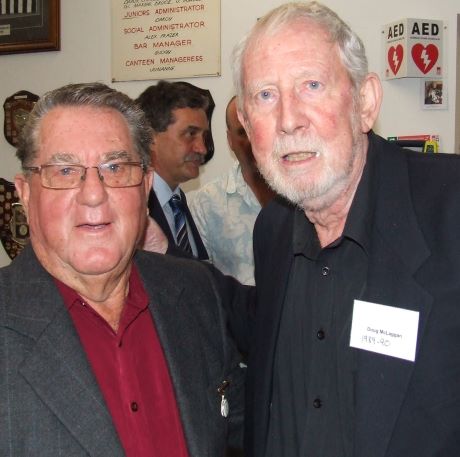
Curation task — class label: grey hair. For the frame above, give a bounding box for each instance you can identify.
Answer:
[16,82,153,167]
[231,1,369,110]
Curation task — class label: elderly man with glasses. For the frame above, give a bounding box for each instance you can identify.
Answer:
[0,82,244,457]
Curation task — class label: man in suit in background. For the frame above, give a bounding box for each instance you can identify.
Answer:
[0,82,244,456]
[228,1,460,456]
[136,81,210,259]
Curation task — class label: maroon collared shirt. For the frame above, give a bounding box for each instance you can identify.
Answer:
[55,265,189,457]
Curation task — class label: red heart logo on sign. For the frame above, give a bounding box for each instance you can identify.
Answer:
[388,45,403,75]
[411,44,438,74]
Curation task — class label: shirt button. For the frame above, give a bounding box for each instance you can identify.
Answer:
[130,401,139,412]
[313,398,322,409]
[317,329,325,340]
[321,266,330,276]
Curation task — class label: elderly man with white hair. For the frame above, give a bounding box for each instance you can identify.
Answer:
[225,2,460,457]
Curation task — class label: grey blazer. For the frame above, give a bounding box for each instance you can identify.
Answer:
[0,246,244,456]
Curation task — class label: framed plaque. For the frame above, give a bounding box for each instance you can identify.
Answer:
[111,0,220,81]
[0,0,60,55]
[0,178,29,260]
[3,90,39,147]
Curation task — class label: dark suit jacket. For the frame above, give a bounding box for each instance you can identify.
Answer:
[148,189,209,260]
[0,246,244,456]
[232,132,460,457]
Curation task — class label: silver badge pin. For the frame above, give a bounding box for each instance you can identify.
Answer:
[217,380,230,418]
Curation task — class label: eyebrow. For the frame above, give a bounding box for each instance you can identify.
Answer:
[102,150,134,161]
[186,125,202,133]
[182,125,208,135]
[47,152,81,164]
[45,150,134,164]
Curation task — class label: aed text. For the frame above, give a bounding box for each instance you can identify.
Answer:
[388,21,440,39]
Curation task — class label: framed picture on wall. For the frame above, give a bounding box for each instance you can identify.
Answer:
[421,79,447,110]
[0,0,60,55]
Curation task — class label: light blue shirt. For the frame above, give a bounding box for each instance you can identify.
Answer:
[189,162,261,285]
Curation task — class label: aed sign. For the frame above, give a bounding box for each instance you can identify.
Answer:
[382,18,443,79]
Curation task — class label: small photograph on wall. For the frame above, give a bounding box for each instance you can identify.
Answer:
[422,80,447,109]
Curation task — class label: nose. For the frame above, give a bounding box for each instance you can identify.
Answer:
[76,167,108,207]
[279,91,309,135]
[192,133,207,155]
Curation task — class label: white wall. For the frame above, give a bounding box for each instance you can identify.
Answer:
[1,0,458,267]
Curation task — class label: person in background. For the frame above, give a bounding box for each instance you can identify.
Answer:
[136,81,211,260]
[190,96,274,285]
[0,82,244,457]
[227,2,460,456]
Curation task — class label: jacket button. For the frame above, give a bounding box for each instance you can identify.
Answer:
[317,329,325,340]
[321,266,330,276]
[130,401,139,412]
[313,398,322,408]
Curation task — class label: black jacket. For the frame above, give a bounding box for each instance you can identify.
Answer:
[229,132,460,457]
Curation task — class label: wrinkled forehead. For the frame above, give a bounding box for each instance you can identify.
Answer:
[245,17,334,61]
[36,105,137,164]
[240,19,345,101]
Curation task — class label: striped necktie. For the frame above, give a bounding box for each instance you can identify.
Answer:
[169,194,192,255]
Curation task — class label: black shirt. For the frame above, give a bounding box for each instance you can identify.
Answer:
[266,149,376,457]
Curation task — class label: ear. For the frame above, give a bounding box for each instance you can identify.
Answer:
[149,138,158,167]
[14,173,30,218]
[236,108,252,142]
[358,72,383,133]
[226,129,235,151]
[144,167,153,196]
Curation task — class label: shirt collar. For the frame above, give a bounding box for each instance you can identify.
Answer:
[342,140,377,254]
[226,161,261,209]
[292,138,377,257]
[153,172,181,208]
[55,264,148,314]
[292,209,321,259]
[225,161,240,194]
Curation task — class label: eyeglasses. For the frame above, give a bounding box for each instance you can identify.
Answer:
[23,162,147,189]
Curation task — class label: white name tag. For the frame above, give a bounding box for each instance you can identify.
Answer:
[350,299,419,362]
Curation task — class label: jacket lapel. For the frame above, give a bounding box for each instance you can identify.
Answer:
[7,249,123,456]
[251,201,295,457]
[148,189,209,260]
[18,308,124,456]
[354,136,432,457]
[136,254,214,457]
[180,190,209,260]
[148,189,176,246]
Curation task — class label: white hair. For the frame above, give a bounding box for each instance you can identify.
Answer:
[231,1,369,110]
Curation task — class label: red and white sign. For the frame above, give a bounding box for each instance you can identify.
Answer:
[382,18,443,79]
